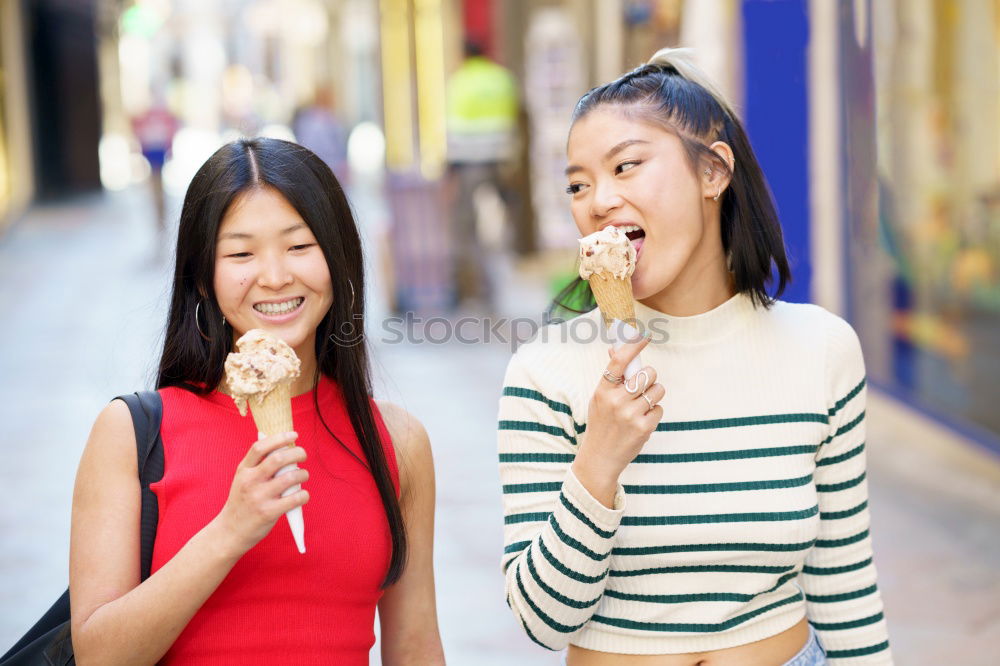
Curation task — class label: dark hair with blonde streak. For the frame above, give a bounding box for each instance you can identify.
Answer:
[553,48,791,316]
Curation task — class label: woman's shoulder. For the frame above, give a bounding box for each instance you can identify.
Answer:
[78,398,139,479]
[95,397,136,433]
[373,401,432,493]
[373,401,430,457]
[767,299,865,387]
[766,299,860,346]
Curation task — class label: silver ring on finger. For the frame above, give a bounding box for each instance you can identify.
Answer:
[640,391,654,412]
[625,369,651,394]
[602,370,624,385]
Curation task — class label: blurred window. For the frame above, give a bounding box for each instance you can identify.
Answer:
[853,1,1000,442]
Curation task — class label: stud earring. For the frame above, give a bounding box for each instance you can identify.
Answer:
[705,168,721,201]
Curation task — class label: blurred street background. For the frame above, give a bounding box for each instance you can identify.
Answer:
[1,0,999,663]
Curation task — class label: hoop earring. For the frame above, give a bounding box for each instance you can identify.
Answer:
[704,167,721,201]
[195,301,211,341]
[347,279,356,310]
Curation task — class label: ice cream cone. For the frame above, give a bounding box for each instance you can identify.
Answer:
[588,273,636,326]
[577,226,638,326]
[226,330,306,554]
[577,227,643,380]
[247,384,306,555]
[248,383,293,436]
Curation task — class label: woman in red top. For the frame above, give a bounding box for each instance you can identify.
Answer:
[69,138,445,664]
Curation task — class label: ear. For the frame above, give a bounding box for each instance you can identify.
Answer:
[701,141,736,201]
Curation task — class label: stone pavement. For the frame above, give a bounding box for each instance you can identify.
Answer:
[0,189,176,652]
[0,188,998,664]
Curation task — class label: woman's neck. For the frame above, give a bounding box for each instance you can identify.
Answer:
[290,348,319,397]
[639,253,735,317]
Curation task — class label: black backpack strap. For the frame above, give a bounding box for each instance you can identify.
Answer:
[115,391,164,582]
[0,589,71,663]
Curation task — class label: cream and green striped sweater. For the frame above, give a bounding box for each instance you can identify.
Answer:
[497,293,892,663]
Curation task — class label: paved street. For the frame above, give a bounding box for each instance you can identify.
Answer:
[1,188,998,664]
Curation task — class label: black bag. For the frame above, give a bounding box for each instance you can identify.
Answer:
[1,391,165,666]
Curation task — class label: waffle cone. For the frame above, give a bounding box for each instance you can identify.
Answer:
[248,383,294,435]
[588,273,636,325]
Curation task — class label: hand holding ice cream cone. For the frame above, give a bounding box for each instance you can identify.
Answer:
[572,227,666,507]
[225,329,307,554]
[578,226,643,379]
[217,431,309,556]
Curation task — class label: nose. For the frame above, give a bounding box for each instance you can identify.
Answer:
[590,180,624,219]
[256,252,293,290]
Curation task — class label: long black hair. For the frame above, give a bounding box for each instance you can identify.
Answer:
[554,48,791,316]
[157,137,406,586]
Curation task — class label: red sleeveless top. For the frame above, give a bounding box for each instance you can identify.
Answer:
[150,377,399,665]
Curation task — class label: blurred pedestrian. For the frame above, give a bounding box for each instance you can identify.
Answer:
[498,49,892,664]
[292,87,349,185]
[68,139,445,664]
[446,39,519,309]
[131,98,178,237]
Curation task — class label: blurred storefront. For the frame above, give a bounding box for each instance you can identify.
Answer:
[0,0,34,234]
[0,0,995,453]
[377,0,452,312]
[1,0,101,231]
[849,0,1000,450]
[772,0,1000,453]
[97,0,381,196]
[1,0,380,228]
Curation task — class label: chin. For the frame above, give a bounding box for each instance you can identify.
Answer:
[275,329,309,349]
[630,276,657,301]
[630,284,650,301]
[631,272,676,303]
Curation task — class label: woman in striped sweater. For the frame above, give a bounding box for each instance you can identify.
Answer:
[497,49,892,665]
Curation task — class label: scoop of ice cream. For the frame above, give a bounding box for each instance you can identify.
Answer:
[224,329,301,416]
[578,226,637,280]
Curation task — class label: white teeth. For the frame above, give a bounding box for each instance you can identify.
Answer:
[618,224,642,233]
[254,298,303,315]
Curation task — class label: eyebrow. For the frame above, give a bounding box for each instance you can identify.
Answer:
[565,139,650,177]
[218,223,306,241]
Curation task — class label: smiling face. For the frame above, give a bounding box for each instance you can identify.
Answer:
[566,106,733,310]
[213,187,333,370]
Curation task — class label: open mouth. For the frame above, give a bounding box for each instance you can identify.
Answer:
[253,297,304,316]
[618,224,646,258]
